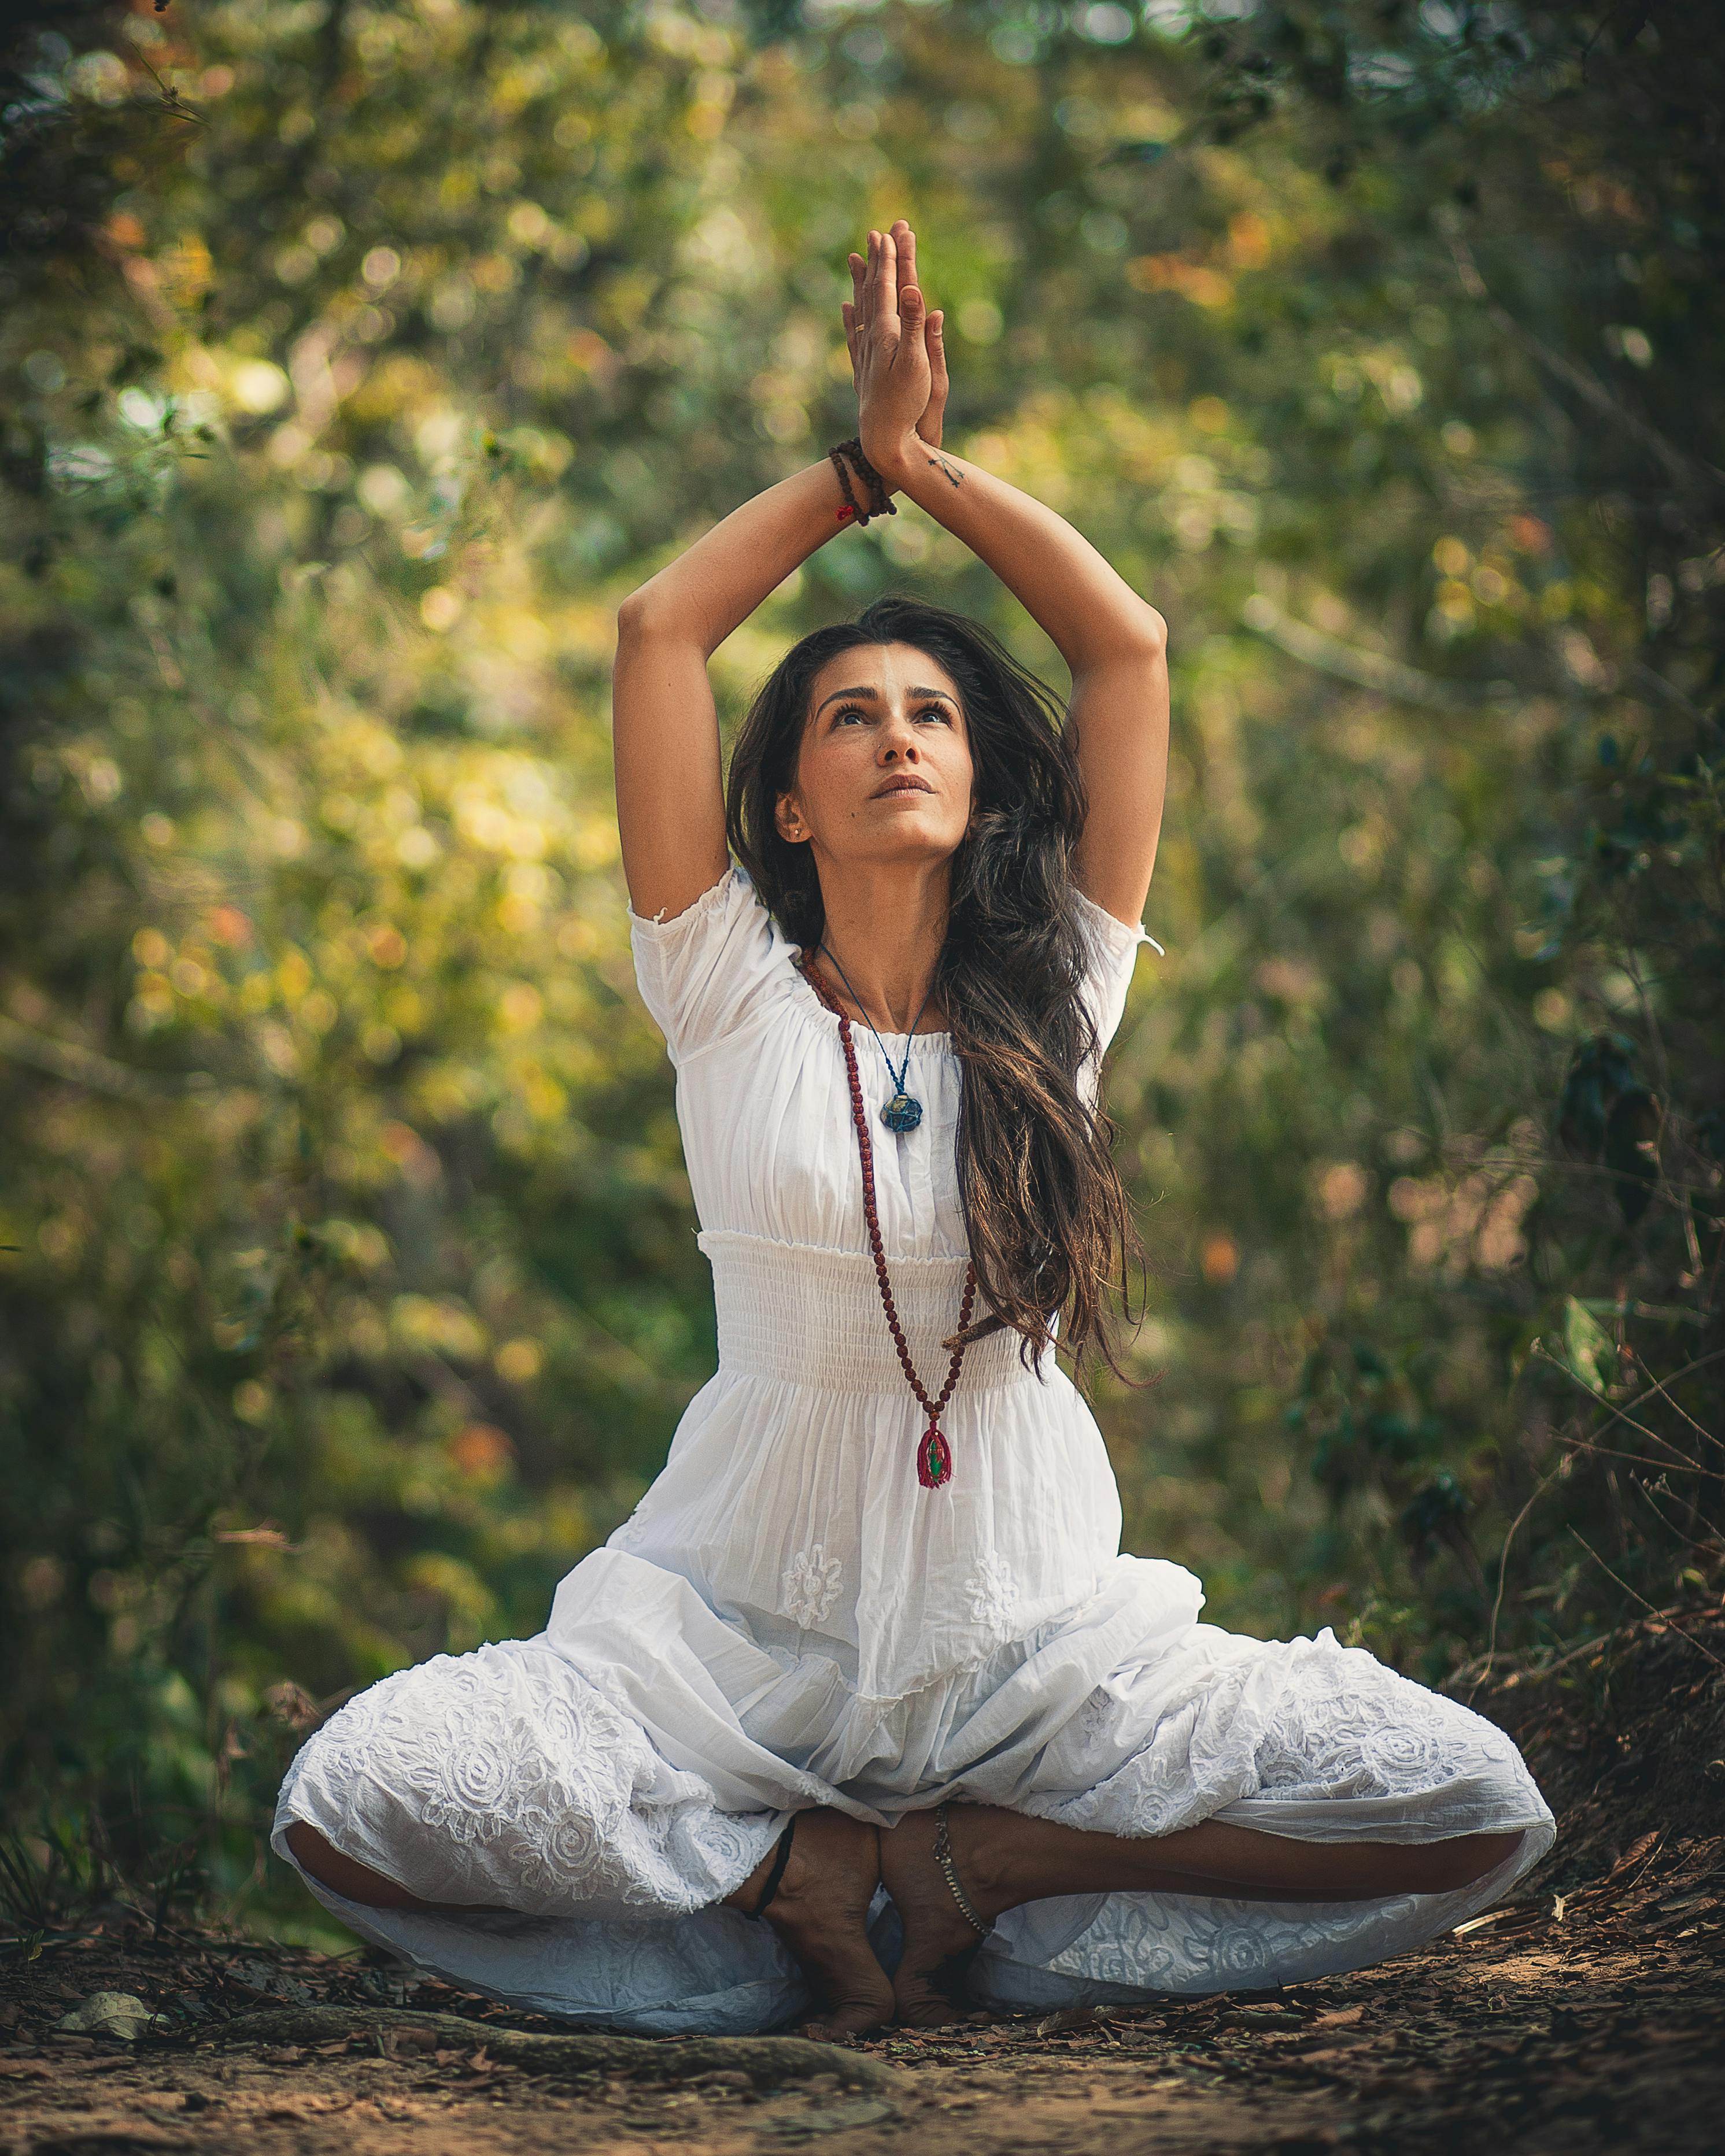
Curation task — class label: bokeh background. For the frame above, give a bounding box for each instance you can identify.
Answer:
[2,0,1719,1943]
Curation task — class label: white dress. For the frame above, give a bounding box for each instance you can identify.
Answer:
[274,866,1556,2031]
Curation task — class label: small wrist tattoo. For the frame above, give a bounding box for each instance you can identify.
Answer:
[927,453,963,489]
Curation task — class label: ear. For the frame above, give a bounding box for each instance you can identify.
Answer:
[774,791,808,844]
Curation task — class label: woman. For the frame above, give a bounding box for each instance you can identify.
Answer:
[275,223,1554,2039]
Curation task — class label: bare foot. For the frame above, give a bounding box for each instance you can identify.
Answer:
[878,1806,1004,2028]
[729,1809,895,2041]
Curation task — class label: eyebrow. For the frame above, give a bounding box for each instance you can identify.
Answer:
[814,684,959,715]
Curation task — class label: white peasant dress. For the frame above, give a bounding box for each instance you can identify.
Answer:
[274,866,1556,2032]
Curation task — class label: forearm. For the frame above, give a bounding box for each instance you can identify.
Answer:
[620,457,854,656]
[867,438,1165,674]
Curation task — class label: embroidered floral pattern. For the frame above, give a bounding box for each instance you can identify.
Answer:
[1039,1629,1546,1854]
[278,1640,775,1920]
[781,1545,843,1630]
[964,1552,1016,1633]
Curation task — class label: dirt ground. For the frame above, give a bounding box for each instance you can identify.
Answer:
[5,1608,1723,2156]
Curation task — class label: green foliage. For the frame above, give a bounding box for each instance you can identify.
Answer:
[1,0,1719,1926]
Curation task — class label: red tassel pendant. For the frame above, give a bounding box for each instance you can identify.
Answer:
[797,954,976,1495]
[917,1423,954,1490]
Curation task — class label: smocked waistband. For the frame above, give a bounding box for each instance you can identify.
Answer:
[698,1230,1039,1395]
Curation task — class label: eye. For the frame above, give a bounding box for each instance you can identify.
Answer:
[915,703,954,725]
[832,704,868,726]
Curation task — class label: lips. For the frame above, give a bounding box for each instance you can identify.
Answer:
[873,776,932,798]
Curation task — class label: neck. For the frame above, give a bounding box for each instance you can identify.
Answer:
[813,856,950,1033]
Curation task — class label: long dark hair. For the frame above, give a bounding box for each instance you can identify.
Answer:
[726,594,1140,1374]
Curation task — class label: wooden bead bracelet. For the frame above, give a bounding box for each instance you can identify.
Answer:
[828,437,897,528]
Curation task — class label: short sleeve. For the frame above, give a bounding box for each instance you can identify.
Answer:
[1073,886,1163,1062]
[627,864,791,1066]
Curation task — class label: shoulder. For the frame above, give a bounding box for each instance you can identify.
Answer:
[628,864,803,1062]
[1069,885,1165,1061]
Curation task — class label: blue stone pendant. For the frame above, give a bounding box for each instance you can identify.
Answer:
[881,1092,923,1134]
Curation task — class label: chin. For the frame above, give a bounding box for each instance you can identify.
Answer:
[862,831,963,869]
[863,798,955,835]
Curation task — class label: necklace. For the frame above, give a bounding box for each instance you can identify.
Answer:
[815,941,933,1134]
[798,952,976,1490]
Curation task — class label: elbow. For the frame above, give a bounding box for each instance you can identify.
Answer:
[615,587,661,646]
[616,582,707,656]
[1087,599,1164,664]
[1130,603,1169,659]
[1083,604,1168,672]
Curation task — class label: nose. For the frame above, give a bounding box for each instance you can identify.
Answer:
[878,710,921,763]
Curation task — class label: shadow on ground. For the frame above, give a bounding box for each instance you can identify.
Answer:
[5,1607,1723,2154]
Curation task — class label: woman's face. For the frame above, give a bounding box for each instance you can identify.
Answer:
[775,642,975,875]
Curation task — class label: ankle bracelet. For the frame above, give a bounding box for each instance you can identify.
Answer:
[932,1803,989,1936]
[748,1817,797,1919]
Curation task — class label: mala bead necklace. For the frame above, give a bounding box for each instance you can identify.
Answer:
[817,940,930,1133]
[799,952,976,1490]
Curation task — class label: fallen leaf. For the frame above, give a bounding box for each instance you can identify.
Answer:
[1310,2006,1366,2029]
[1033,2006,1107,2037]
[53,1992,160,2042]
[1606,1830,1663,1882]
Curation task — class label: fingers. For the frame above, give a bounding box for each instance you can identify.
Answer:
[849,222,927,357]
[887,219,923,326]
[925,308,948,438]
[926,309,947,384]
[876,224,899,328]
[845,248,868,381]
[889,219,930,336]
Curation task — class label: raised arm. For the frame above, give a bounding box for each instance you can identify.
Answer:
[613,278,951,924]
[847,223,1170,929]
[612,467,849,923]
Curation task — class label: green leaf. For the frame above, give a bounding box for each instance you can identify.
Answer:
[1560,1296,1613,1393]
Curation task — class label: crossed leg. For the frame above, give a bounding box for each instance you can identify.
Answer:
[878,1807,1529,2026]
[285,1810,1525,2040]
[283,1822,512,1915]
[285,1812,892,2041]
